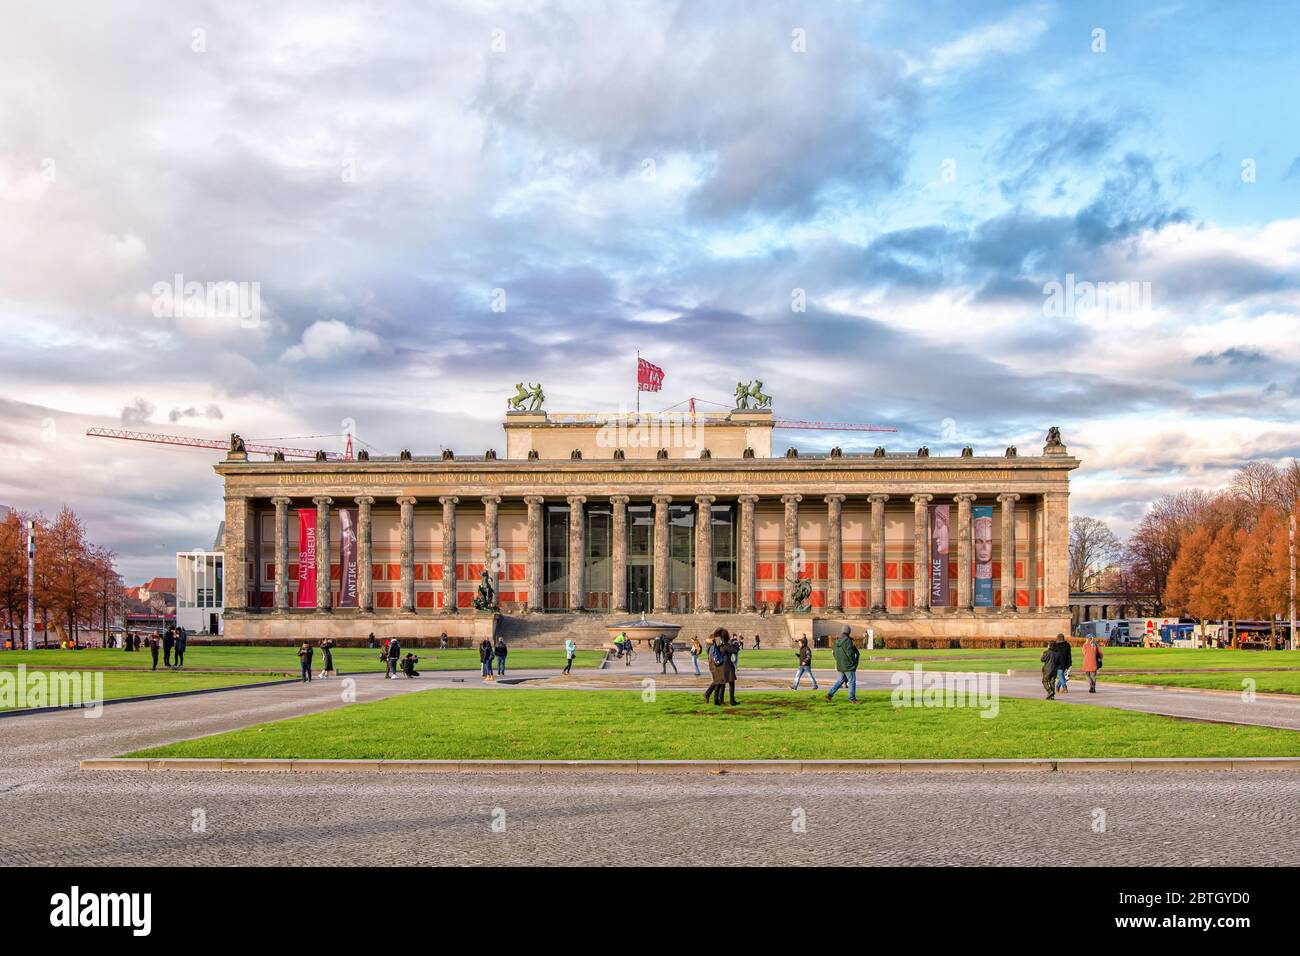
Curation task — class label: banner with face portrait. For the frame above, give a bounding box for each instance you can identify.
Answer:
[973,505,994,607]
[296,508,316,608]
[338,507,357,608]
[930,504,950,607]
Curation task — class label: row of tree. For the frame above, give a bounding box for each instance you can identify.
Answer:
[0,507,125,646]
[1113,460,1300,621]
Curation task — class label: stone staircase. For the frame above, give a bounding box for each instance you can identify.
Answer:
[495,612,796,648]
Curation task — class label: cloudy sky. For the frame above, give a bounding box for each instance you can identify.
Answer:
[1,0,1298,582]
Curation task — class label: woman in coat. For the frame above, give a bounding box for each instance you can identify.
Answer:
[1081,636,1103,693]
[479,639,495,681]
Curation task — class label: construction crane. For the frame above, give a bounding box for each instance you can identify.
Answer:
[86,427,354,460]
[678,397,897,433]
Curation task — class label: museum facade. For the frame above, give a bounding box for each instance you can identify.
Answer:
[217,407,1078,645]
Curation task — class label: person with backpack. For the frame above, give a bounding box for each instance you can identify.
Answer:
[825,626,860,703]
[494,638,508,676]
[791,636,818,690]
[1040,639,1058,699]
[1054,633,1074,694]
[386,637,402,680]
[479,639,495,681]
[1082,635,1103,693]
[661,636,678,675]
[563,638,577,675]
[689,636,702,677]
[297,642,314,683]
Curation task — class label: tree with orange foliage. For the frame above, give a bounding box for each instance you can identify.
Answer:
[1188,526,1245,624]
[1232,509,1283,620]
[1165,525,1216,621]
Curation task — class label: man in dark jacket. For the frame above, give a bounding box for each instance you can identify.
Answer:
[174,626,187,670]
[791,636,818,690]
[149,636,160,671]
[387,637,401,680]
[1052,633,1073,695]
[161,627,173,668]
[661,637,678,675]
[826,626,860,703]
[1041,639,1059,699]
[494,638,508,676]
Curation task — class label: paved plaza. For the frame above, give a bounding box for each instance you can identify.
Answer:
[1,662,1297,866]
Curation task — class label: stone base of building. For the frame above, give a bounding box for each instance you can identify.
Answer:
[220,608,1070,648]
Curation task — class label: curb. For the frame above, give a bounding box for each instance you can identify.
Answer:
[79,756,1300,774]
[0,677,302,719]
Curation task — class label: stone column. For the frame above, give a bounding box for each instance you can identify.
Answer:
[313,495,332,611]
[355,496,374,611]
[222,495,252,610]
[271,496,291,611]
[781,494,801,610]
[825,495,845,612]
[1027,496,1040,612]
[911,494,933,609]
[954,494,976,610]
[1042,490,1070,609]
[397,495,417,612]
[998,493,1020,612]
[738,495,758,613]
[694,495,716,612]
[482,495,500,598]
[525,496,544,611]
[610,495,629,612]
[869,494,889,612]
[440,496,458,612]
[652,495,671,613]
[567,495,586,611]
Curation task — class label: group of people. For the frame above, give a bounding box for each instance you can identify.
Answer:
[477,639,509,680]
[377,637,420,680]
[1041,633,1103,698]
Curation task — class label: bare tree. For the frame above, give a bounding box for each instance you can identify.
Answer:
[1070,516,1122,593]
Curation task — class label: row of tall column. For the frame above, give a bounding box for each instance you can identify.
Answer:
[256,491,1064,613]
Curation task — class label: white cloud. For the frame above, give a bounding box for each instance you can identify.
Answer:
[922,5,1051,81]
[282,319,381,363]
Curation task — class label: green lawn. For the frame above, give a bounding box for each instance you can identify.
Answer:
[0,667,283,712]
[128,688,1300,761]
[0,646,605,673]
[1101,671,1300,695]
[734,647,1300,673]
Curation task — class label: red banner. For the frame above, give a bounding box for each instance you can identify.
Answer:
[637,357,664,392]
[338,507,357,608]
[296,508,316,608]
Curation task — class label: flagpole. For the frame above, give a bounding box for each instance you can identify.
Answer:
[636,348,640,414]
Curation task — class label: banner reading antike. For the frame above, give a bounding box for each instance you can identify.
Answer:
[296,508,316,608]
[338,507,357,608]
[930,504,950,607]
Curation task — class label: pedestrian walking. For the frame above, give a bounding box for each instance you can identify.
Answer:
[495,638,508,676]
[563,638,577,675]
[1040,640,1058,699]
[703,627,737,706]
[754,633,761,651]
[623,634,633,666]
[386,637,401,680]
[479,639,495,681]
[689,636,702,676]
[653,634,663,665]
[318,639,336,679]
[1053,633,1073,694]
[297,642,313,683]
[1082,635,1103,693]
[791,636,818,690]
[661,637,678,674]
[825,626,859,703]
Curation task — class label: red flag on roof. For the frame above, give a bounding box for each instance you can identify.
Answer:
[637,357,664,392]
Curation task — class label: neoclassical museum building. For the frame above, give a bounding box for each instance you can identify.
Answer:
[218,404,1078,646]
